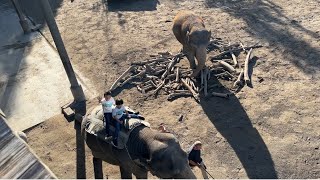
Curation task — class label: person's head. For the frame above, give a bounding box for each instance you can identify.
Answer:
[193,141,202,150]
[104,91,112,100]
[115,99,124,108]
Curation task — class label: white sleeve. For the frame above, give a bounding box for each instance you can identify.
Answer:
[112,98,115,105]
[112,108,116,117]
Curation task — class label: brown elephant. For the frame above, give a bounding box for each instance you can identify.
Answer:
[172,11,211,77]
[81,105,196,179]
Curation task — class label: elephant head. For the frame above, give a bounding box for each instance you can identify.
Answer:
[127,126,196,179]
[187,28,211,77]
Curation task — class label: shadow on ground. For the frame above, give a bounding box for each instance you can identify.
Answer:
[104,0,159,12]
[200,78,277,178]
[205,0,320,75]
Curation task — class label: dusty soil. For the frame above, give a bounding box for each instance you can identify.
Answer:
[24,0,319,179]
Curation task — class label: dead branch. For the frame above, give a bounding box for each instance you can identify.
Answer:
[154,69,166,76]
[225,71,235,79]
[146,75,159,80]
[153,80,165,95]
[233,69,244,88]
[244,48,253,86]
[131,57,168,66]
[231,52,238,67]
[211,92,230,99]
[210,44,262,60]
[239,42,246,51]
[174,90,190,93]
[161,53,183,80]
[119,69,147,87]
[167,92,192,101]
[219,61,236,73]
[181,78,200,102]
[145,64,155,73]
[137,86,145,94]
[110,66,135,91]
[175,67,180,82]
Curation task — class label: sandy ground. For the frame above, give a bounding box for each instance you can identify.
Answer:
[23,0,319,179]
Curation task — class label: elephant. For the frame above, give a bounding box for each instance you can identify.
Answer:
[172,11,211,77]
[81,105,196,179]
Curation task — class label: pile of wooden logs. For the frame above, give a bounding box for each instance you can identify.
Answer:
[109,38,262,102]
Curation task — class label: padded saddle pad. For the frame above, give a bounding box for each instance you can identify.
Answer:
[84,105,150,149]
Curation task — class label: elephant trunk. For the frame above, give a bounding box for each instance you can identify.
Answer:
[191,46,207,77]
[173,166,197,179]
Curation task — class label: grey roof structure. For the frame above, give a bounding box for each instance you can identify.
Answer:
[0,112,57,179]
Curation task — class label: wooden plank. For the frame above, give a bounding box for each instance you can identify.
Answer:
[0,117,57,179]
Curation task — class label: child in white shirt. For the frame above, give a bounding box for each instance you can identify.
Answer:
[101,91,115,136]
[111,99,144,147]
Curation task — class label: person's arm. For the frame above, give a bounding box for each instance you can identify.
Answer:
[124,107,130,118]
[112,109,118,120]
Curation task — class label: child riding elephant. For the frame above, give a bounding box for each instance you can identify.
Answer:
[112,99,144,147]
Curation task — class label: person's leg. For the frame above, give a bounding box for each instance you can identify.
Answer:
[199,162,209,179]
[104,113,108,133]
[113,121,120,146]
[123,113,145,120]
[105,113,112,136]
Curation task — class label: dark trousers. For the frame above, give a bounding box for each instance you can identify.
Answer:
[104,113,112,136]
[113,114,140,145]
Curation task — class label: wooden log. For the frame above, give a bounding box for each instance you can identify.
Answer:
[149,80,157,87]
[244,48,253,86]
[210,45,262,60]
[174,90,190,93]
[161,70,169,80]
[167,92,192,100]
[211,92,230,99]
[153,80,165,95]
[154,69,166,76]
[219,61,236,73]
[175,67,180,82]
[119,69,146,87]
[161,53,183,80]
[145,64,155,73]
[146,75,159,80]
[233,69,244,88]
[240,42,246,51]
[137,86,145,94]
[231,52,238,67]
[131,57,168,66]
[144,85,155,92]
[110,66,134,91]
[181,78,200,102]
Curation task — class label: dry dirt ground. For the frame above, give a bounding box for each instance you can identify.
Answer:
[23,0,319,179]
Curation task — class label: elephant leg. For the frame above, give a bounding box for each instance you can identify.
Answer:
[183,45,196,69]
[120,166,132,179]
[134,171,148,179]
[93,157,103,179]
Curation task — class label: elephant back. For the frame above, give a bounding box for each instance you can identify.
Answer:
[83,105,150,149]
